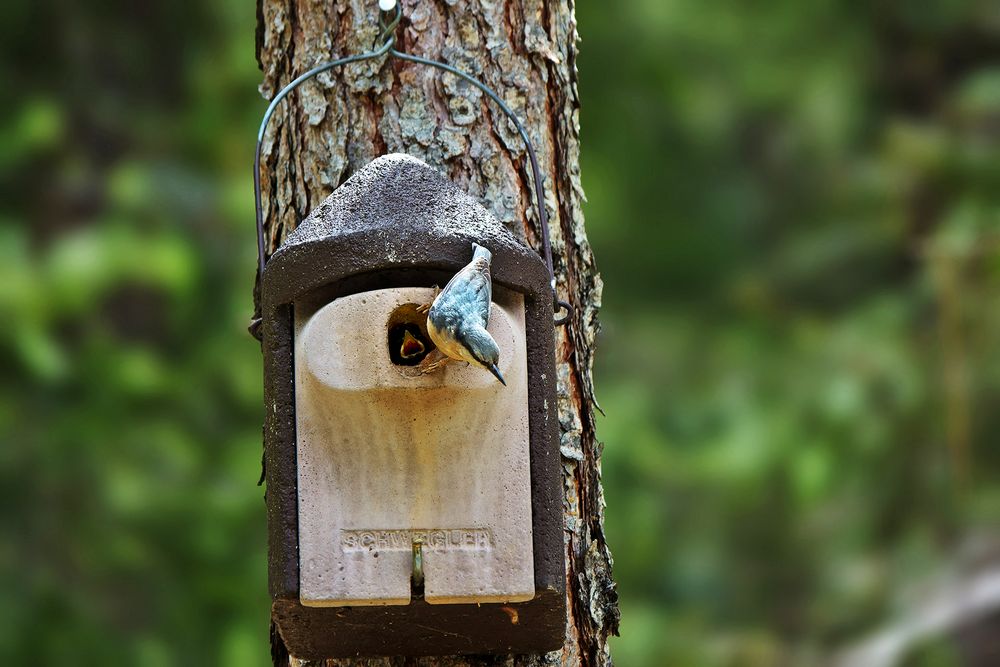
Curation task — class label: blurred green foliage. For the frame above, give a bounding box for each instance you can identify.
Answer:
[1,0,999,665]
[578,0,1000,664]
[1,2,267,664]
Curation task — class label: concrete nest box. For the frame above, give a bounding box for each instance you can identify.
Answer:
[260,154,564,659]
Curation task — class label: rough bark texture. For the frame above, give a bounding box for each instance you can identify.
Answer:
[255,1,618,664]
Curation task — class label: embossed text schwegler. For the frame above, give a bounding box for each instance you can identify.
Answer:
[340,528,493,552]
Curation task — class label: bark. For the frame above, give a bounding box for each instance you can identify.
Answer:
[255,1,618,664]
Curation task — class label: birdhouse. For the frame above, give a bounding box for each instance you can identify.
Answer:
[260,154,565,658]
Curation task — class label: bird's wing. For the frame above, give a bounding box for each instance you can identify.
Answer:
[475,262,492,326]
[437,261,492,328]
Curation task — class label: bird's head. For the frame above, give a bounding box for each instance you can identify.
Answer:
[459,326,506,386]
[399,328,426,360]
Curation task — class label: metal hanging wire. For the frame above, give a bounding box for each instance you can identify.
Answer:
[253,2,571,326]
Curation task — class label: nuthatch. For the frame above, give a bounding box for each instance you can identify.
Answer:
[422,243,506,385]
[398,328,426,360]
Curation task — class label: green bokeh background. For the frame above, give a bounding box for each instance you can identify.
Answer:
[3,1,1000,665]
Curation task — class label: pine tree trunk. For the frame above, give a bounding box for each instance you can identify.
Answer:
[255,1,618,664]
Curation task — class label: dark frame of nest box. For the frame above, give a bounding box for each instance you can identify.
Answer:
[260,155,565,659]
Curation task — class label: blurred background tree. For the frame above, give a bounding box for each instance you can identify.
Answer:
[2,0,1000,665]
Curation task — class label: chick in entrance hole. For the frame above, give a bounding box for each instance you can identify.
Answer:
[387,322,431,366]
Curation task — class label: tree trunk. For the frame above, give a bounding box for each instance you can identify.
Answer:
[255,1,618,664]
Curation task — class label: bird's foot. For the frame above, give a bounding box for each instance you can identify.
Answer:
[417,349,450,375]
[415,286,440,314]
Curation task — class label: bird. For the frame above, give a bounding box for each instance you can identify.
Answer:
[419,242,506,385]
[399,328,426,360]
[387,322,429,365]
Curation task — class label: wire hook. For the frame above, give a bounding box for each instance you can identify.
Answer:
[376,3,401,47]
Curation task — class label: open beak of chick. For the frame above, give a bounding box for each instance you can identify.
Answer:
[400,329,426,360]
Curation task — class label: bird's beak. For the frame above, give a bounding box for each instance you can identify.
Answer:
[400,330,425,359]
[487,363,506,386]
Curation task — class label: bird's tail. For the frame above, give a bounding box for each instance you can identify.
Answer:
[472,242,492,265]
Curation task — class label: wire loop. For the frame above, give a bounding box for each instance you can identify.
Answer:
[376,6,401,47]
[254,3,570,325]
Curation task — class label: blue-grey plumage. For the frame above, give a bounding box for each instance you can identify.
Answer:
[426,243,506,385]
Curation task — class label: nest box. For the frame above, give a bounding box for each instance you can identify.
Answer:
[260,154,565,658]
